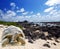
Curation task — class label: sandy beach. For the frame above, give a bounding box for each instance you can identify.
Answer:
[0,25,60,49]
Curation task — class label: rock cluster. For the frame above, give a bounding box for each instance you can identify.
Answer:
[18,21,60,43]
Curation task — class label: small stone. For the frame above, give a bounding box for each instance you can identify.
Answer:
[55,40,60,43]
[47,42,49,43]
[28,39,33,43]
[43,43,51,48]
[53,43,56,45]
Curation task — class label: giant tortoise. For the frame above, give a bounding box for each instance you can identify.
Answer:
[2,25,25,47]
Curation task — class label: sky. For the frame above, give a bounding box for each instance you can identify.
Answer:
[0,0,60,22]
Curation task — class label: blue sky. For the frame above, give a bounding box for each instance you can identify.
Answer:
[0,0,60,22]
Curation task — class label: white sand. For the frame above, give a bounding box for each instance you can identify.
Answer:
[0,25,60,49]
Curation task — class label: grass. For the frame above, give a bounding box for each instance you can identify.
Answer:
[0,21,23,29]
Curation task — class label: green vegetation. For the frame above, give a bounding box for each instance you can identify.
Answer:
[0,21,23,29]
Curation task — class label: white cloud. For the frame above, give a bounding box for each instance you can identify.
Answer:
[22,11,34,15]
[0,10,16,21]
[44,8,60,21]
[49,10,56,14]
[28,13,43,22]
[10,2,16,10]
[17,8,33,15]
[17,8,25,13]
[0,10,4,16]
[30,11,33,14]
[10,2,16,7]
[0,10,4,20]
[20,8,25,12]
[0,9,30,22]
[22,12,28,15]
[44,0,60,22]
[36,13,41,16]
[16,6,19,9]
[0,9,60,22]
[44,9,60,22]
[0,8,60,22]
[45,0,60,6]
[6,10,16,17]
[44,7,54,12]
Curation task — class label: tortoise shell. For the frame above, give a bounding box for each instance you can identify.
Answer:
[2,25,25,47]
